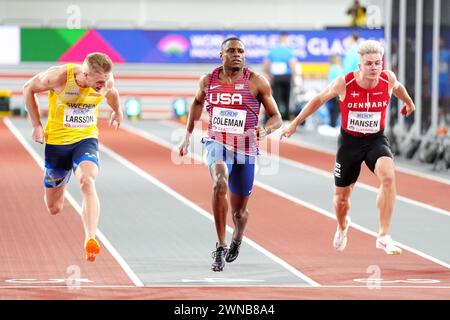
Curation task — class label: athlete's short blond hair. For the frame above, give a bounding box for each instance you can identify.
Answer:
[83,52,112,74]
[358,40,384,57]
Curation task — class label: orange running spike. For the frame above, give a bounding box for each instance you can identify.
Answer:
[85,238,100,262]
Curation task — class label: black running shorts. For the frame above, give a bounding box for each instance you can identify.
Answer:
[334,129,393,187]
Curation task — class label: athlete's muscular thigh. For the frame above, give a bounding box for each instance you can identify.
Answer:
[334,137,364,187]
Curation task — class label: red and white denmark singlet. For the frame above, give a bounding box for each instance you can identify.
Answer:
[205,66,261,155]
[339,71,391,136]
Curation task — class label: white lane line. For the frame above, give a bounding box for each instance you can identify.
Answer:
[99,138,320,287]
[254,180,450,270]
[271,134,450,186]
[160,120,450,216]
[121,122,182,150]
[393,165,450,186]
[3,118,144,287]
[124,121,450,271]
[180,278,266,283]
[0,284,449,289]
[275,155,450,218]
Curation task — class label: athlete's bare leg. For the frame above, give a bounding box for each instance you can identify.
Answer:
[374,156,396,236]
[75,161,100,242]
[224,191,250,263]
[333,184,354,230]
[230,192,250,242]
[44,185,66,215]
[210,162,229,246]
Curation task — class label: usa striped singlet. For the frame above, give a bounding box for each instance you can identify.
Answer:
[204,66,261,156]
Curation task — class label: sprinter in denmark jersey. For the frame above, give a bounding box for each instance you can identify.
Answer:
[281,40,415,255]
[179,37,282,272]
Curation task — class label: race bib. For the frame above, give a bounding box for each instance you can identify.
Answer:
[211,108,247,134]
[63,106,96,128]
[347,111,381,134]
[270,62,288,75]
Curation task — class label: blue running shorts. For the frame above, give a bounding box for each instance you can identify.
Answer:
[204,140,255,196]
[44,138,99,188]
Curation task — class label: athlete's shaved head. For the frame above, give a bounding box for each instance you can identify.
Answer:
[221,37,244,51]
[220,37,245,73]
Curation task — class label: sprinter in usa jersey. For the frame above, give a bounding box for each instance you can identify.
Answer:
[179,37,282,271]
[281,40,415,256]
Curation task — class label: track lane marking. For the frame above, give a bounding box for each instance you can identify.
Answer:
[4,118,144,287]
[122,121,450,271]
[99,142,320,287]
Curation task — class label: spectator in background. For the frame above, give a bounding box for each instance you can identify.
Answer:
[263,32,298,120]
[346,0,367,27]
[328,55,344,127]
[425,38,450,125]
[343,33,360,75]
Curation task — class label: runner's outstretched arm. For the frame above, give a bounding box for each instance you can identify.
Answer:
[23,66,65,143]
[385,70,415,116]
[281,76,345,139]
[104,75,123,129]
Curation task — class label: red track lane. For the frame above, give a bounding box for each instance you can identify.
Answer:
[273,140,450,212]
[98,122,450,299]
[0,286,448,300]
[0,120,134,296]
[180,118,450,212]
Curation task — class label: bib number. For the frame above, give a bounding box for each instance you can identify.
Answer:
[211,108,247,134]
[347,111,381,134]
[63,107,96,128]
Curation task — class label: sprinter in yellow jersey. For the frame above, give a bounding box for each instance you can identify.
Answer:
[23,52,123,262]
